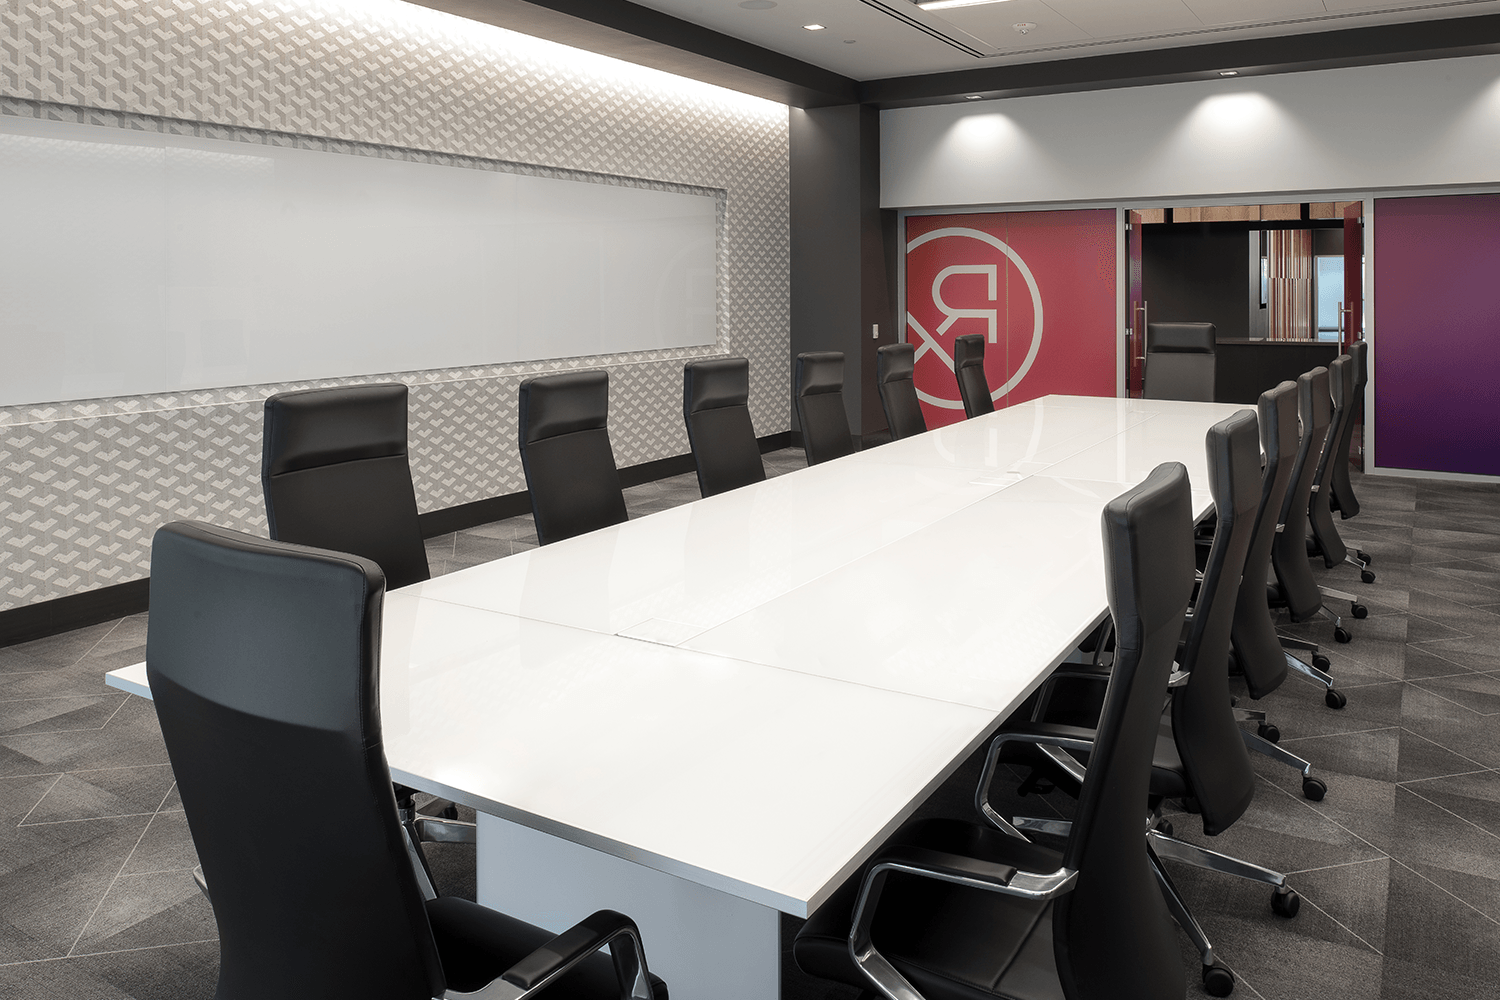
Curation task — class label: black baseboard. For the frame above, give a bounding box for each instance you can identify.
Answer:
[0,578,151,649]
[0,433,797,648]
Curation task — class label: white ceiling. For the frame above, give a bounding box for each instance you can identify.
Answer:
[626,0,1500,80]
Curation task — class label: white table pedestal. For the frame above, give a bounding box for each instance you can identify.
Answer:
[476,814,783,1000]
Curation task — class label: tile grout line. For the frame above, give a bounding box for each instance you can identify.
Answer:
[1388,856,1500,930]
[1299,891,1386,957]
[0,937,221,969]
[1284,856,1393,878]
[15,773,65,828]
[1394,724,1493,774]
[66,780,181,957]
[1397,783,1500,848]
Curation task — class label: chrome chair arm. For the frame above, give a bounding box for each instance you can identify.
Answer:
[442,909,654,1000]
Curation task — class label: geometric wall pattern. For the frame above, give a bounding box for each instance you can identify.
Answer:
[0,0,791,611]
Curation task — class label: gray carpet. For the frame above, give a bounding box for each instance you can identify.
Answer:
[2,450,1497,999]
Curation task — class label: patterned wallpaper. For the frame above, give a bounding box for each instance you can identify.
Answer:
[0,0,791,612]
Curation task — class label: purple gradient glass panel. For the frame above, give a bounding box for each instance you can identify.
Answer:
[1374,195,1500,476]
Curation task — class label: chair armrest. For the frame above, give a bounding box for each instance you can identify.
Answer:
[442,909,654,1000]
[975,723,1099,835]
[848,844,1076,1000]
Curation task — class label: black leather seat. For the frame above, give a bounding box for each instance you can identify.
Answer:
[146,521,666,1000]
[1143,323,1216,402]
[261,383,429,590]
[262,383,468,850]
[683,358,765,498]
[1329,340,1367,520]
[1308,354,1375,582]
[794,352,855,466]
[793,464,1194,1000]
[999,415,1302,994]
[1268,367,1363,654]
[519,371,628,546]
[953,333,995,418]
[877,343,927,440]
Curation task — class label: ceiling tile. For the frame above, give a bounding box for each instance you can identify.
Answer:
[1183,0,1329,26]
[1039,0,1203,37]
[930,0,1092,51]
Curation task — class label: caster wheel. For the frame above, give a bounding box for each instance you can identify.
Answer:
[1359,550,1372,565]
[1202,963,1235,997]
[1313,653,1332,671]
[1325,688,1348,710]
[1257,722,1281,744]
[1334,627,1352,644]
[1352,603,1368,619]
[1303,776,1327,801]
[1361,569,1376,584]
[1272,886,1302,918]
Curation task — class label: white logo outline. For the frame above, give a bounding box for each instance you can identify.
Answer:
[906,226,1044,410]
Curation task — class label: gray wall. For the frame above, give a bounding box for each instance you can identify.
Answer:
[789,104,895,441]
[0,0,791,612]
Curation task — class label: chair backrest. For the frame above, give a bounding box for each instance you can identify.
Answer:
[1307,356,1352,565]
[1173,410,1260,836]
[261,383,430,590]
[953,334,995,418]
[1143,322,1216,402]
[795,352,855,466]
[519,371,628,546]
[147,522,446,1000]
[1329,340,1366,518]
[876,344,927,441]
[1270,367,1330,618]
[1055,462,1192,1000]
[1229,380,1298,699]
[683,358,766,498]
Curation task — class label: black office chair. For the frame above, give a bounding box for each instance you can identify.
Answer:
[262,383,429,590]
[793,463,1194,1000]
[519,371,629,545]
[876,343,927,440]
[1143,322,1216,402]
[682,358,765,498]
[146,521,666,1000]
[1308,355,1375,582]
[1269,368,1365,647]
[1230,377,1350,719]
[953,333,996,418]
[262,383,468,850]
[1329,339,1367,521]
[1001,415,1300,996]
[794,352,855,466]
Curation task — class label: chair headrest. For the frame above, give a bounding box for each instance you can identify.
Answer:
[519,371,610,445]
[146,521,384,732]
[796,352,845,397]
[953,334,986,370]
[1102,462,1194,649]
[1147,322,1216,355]
[262,383,410,478]
[684,358,750,414]
[877,343,915,385]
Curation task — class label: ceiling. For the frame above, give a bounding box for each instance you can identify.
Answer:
[411,0,1500,106]
[629,0,1500,80]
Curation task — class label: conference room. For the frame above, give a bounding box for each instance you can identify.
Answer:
[3,2,1500,999]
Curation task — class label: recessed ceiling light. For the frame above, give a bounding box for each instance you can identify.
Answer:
[965,94,983,100]
[917,0,1014,10]
[1219,70,1239,77]
[738,0,776,8]
[843,39,856,44]
[803,23,826,31]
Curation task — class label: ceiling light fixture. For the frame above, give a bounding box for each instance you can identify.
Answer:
[965,94,983,100]
[1011,22,1036,34]
[1219,70,1239,77]
[803,23,826,30]
[917,0,1015,11]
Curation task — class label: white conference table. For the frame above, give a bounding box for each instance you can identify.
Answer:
[108,394,1247,1000]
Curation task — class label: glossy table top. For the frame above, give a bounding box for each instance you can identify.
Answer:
[108,394,1250,916]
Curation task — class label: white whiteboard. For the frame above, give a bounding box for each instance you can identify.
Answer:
[0,115,719,407]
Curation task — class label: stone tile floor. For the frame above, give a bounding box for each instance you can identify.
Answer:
[2,451,1498,999]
